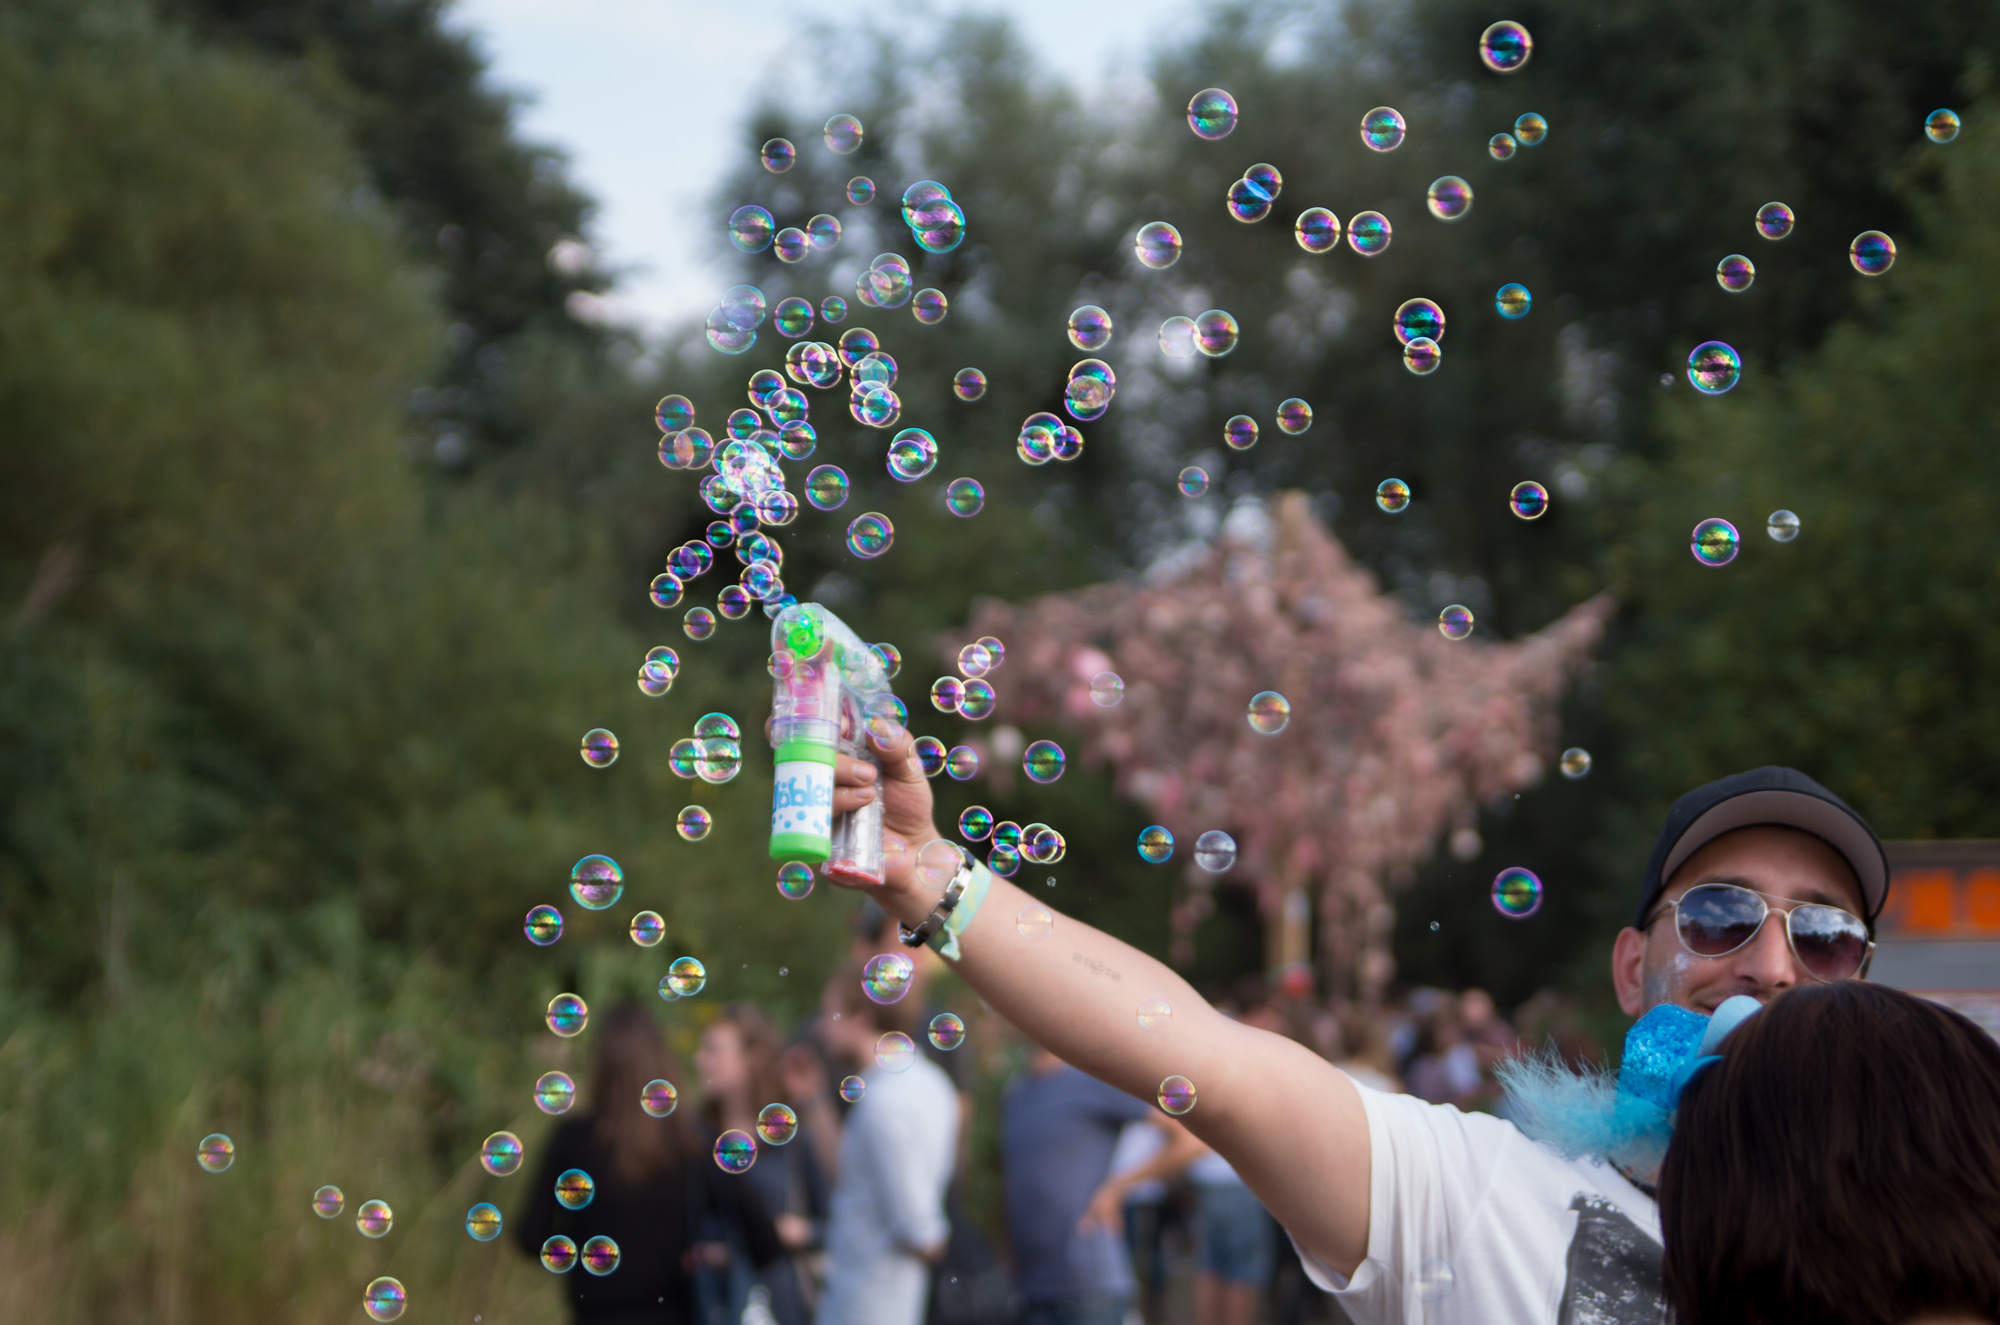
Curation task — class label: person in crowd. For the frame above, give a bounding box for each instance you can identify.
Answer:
[1659,981,2000,1325]
[1001,1041,1204,1325]
[811,959,958,1325]
[695,1003,831,1325]
[515,1001,781,1325]
[831,742,1895,1325]
[1330,1008,1402,1095]
[1402,1003,1481,1108]
[1107,1118,1172,1319]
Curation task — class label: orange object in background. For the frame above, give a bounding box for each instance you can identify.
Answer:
[1875,844,2000,1043]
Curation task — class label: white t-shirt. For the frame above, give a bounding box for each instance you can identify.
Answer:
[1295,1081,1666,1325]
[815,1056,959,1325]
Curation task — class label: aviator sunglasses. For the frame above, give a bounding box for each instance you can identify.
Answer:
[1643,882,1874,982]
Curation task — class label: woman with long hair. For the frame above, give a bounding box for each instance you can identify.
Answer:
[694,1002,833,1325]
[515,1001,781,1325]
[1659,982,2000,1325]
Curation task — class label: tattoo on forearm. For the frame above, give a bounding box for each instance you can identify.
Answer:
[1072,951,1121,981]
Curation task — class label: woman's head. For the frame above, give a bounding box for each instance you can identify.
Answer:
[589,1001,689,1181]
[1660,982,2000,1325]
[697,1002,786,1122]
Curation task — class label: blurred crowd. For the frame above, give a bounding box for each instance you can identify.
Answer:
[517,901,1602,1325]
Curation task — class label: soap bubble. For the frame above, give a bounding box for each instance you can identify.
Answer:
[862,952,915,1004]
[946,745,981,780]
[1515,112,1548,145]
[945,477,985,517]
[888,428,938,481]
[480,1130,524,1176]
[757,1103,799,1145]
[1248,691,1292,733]
[1491,866,1544,918]
[1376,478,1411,513]
[313,1185,345,1218]
[959,642,994,677]
[570,855,623,910]
[1489,133,1517,160]
[466,1200,504,1241]
[1495,283,1532,319]
[1158,315,1197,358]
[931,676,965,713]
[1412,1258,1457,1302]
[1767,509,1800,542]
[1135,221,1183,269]
[1509,481,1549,520]
[913,288,949,324]
[649,573,684,610]
[1479,20,1532,72]
[804,464,849,512]
[1687,341,1741,394]
[1223,415,1259,450]
[760,137,795,172]
[1227,176,1274,223]
[1295,207,1340,253]
[1137,997,1172,1031]
[1018,424,1056,465]
[840,1075,867,1103]
[581,1235,622,1277]
[1347,211,1391,256]
[1276,399,1312,435]
[1068,305,1113,351]
[1426,176,1473,221]
[980,636,1006,669]
[714,1130,757,1173]
[876,1031,918,1072]
[629,911,666,948]
[581,728,619,768]
[953,367,987,401]
[1194,831,1238,872]
[1023,739,1066,784]
[1187,87,1238,139]
[1190,310,1237,358]
[1360,106,1406,151]
[776,862,815,900]
[667,956,707,997]
[1438,605,1474,640]
[1178,466,1210,497]
[928,1013,967,1051]
[364,1277,407,1322]
[656,394,695,432]
[913,736,947,777]
[1393,298,1445,345]
[1016,902,1054,941]
[821,295,849,325]
[1403,337,1442,375]
[1157,1076,1197,1115]
[541,1235,578,1274]
[198,1134,234,1173]
[718,586,752,620]
[729,205,774,253]
[836,327,880,367]
[1756,201,1794,240]
[1691,518,1740,567]
[846,513,894,559]
[535,1071,577,1115]
[824,113,864,153]
[1560,748,1592,779]
[773,228,808,263]
[957,680,995,720]
[677,806,712,841]
[1716,254,1756,292]
[641,1080,678,1117]
[357,1198,394,1238]
[773,297,814,339]
[547,993,589,1037]
[1021,824,1066,864]
[684,607,716,639]
[846,176,875,205]
[1849,230,1896,276]
[807,213,841,251]
[1137,826,1175,863]
[993,822,1023,851]
[951,808,992,844]
[1090,671,1125,706]
[1926,108,1961,143]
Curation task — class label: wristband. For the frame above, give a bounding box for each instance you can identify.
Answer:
[898,849,971,950]
[929,861,991,962]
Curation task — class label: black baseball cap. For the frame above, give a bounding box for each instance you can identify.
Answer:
[1634,766,1890,930]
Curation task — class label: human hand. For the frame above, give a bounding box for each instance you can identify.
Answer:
[1076,1179,1126,1234]
[775,1213,816,1250]
[831,723,942,912]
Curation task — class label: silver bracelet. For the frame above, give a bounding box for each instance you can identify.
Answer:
[899,848,974,948]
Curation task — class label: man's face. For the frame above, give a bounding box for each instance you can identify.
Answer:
[1612,824,1868,1017]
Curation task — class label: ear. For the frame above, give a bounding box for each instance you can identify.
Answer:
[1612,926,1649,1017]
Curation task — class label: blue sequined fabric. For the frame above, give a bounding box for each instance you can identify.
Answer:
[1617,1003,1709,1110]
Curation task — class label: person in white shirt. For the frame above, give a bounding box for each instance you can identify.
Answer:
[829,746,1894,1325]
[811,960,958,1325]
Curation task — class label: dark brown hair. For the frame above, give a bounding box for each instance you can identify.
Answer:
[1659,982,2000,1325]
[590,1001,691,1182]
[700,1002,789,1129]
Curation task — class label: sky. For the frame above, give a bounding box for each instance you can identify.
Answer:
[448,0,1195,335]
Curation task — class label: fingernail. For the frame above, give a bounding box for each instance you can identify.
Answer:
[855,786,877,801]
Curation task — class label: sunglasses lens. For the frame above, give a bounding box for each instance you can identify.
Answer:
[1790,905,1870,980]
[1676,885,1767,956]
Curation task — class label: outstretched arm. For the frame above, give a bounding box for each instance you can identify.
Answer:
[834,726,1373,1277]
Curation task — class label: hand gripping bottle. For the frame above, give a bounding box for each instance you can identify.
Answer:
[769,603,896,883]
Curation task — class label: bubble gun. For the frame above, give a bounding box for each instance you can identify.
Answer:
[768,602,897,884]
